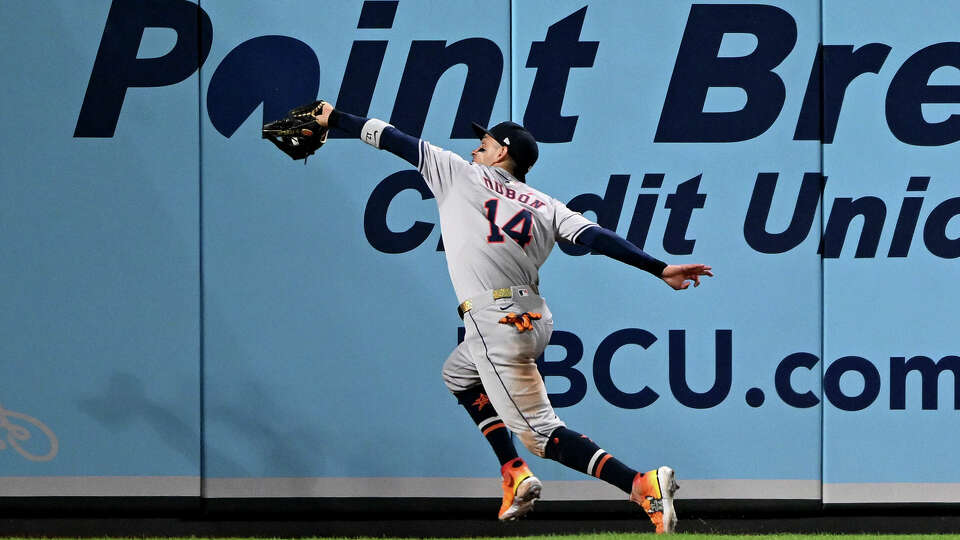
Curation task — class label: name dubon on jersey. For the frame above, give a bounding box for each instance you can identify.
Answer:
[418,141,597,303]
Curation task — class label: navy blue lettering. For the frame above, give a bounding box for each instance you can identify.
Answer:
[503,210,534,248]
[668,330,732,409]
[774,352,821,408]
[795,44,891,143]
[887,42,960,146]
[890,355,960,410]
[560,175,630,256]
[824,356,881,411]
[337,42,387,115]
[364,171,435,253]
[207,36,319,137]
[74,0,212,137]
[663,175,706,255]
[626,174,664,251]
[390,39,502,138]
[593,329,659,409]
[330,2,396,136]
[524,7,599,143]
[330,41,388,138]
[744,172,824,254]
[821,196,887,258]
[745,388,765,407]
[655,4,796,142]
[484,199,505,243]
[923,197,960,258]
[537,330,587,408]
[357,1,398,29]
[888,177,929,257]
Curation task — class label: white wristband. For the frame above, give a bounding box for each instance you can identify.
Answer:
[361,118,391,148]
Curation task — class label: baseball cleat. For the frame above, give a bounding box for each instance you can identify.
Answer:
[498,457,542,521]
[630,466,679,534]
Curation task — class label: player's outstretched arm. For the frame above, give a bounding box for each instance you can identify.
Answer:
[314,102,470,200]
[313,102,420,166]
[576,226,713,290]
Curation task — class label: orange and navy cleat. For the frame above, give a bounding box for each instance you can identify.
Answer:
[498,457,542,521]
[630,466,678,534]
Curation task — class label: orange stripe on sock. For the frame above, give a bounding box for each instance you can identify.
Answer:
[482,422,505,436]
[593,454,613,478]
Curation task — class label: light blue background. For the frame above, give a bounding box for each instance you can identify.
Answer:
[0,0,956,498]
[511,0,822,484]
[0,1,200,483]
[199,0,512,479]
[821,0,960,494]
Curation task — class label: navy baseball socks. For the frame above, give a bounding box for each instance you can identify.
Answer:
[545,427,678,533]
[544,427,636,492]
[454,385,518,465]
[454,386,542,520]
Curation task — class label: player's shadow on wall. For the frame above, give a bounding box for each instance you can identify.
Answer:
[77,372,243,475]
[78,370,329,478]
[201,372,330,478]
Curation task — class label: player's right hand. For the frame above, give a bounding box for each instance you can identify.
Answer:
[661,264,713,290]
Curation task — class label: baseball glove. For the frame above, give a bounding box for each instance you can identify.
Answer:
[261,100,329,162]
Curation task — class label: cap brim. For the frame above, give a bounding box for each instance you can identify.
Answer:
[471,122,493,140]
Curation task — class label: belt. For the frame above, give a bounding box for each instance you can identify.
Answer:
[457,285,538,319]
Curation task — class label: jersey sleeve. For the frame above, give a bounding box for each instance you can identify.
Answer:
[417,141,472,199]
[553,199,598,243]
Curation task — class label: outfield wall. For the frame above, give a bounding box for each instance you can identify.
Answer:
[2,0,958,504]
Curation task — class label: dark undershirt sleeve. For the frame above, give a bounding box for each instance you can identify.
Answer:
[576,226,668,277]
[328,108,420,167]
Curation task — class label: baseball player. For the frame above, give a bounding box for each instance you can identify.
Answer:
[311,103,712,534]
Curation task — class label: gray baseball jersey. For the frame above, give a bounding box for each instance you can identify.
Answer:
[415,139,597,456]
[417,141,597,303]
[345,112,669,463]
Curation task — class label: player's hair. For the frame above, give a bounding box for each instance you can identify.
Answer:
[501,153,519,176]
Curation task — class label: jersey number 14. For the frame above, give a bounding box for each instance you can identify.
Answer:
[484,199,532,248]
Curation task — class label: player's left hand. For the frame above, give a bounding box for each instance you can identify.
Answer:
[313,101,332,127]
[261,100,330,162]
[661,264,713,290]
[499,312,542,332]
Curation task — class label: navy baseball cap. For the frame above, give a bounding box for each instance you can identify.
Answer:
[471,121,539,181]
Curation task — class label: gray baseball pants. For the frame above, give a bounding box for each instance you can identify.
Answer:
[441,287,565,456]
